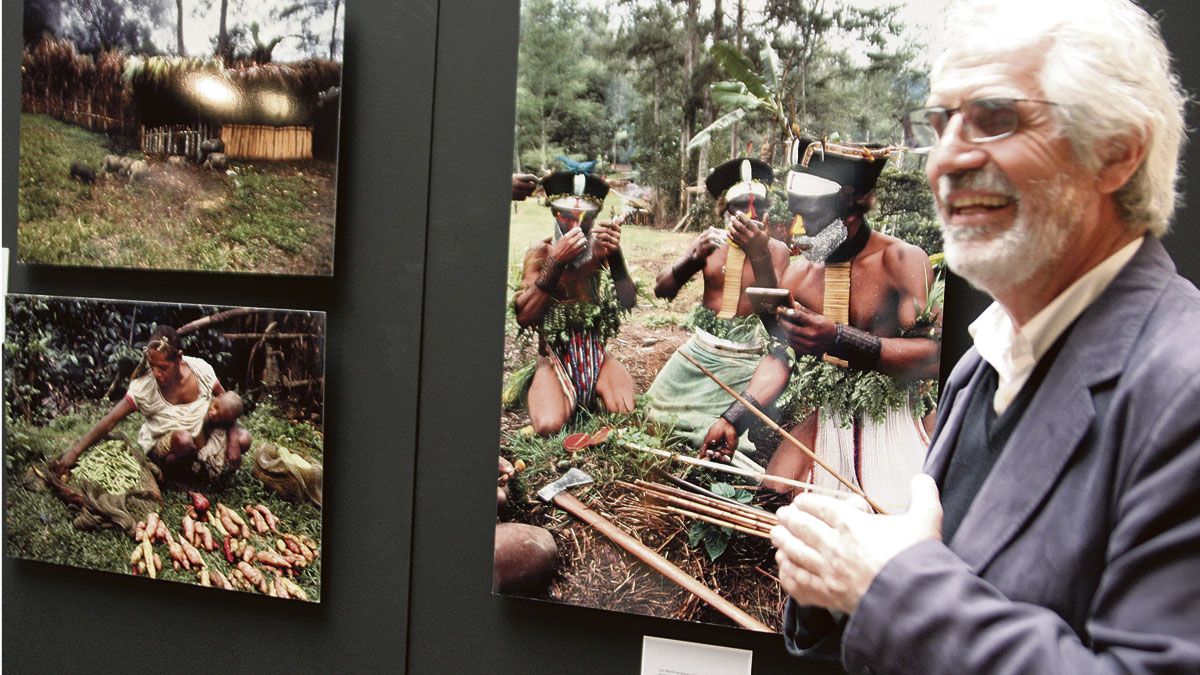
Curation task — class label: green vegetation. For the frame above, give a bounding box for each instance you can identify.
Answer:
[17,114,334,274]
[5,401,323,601]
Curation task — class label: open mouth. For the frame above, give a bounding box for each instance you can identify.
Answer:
[948,193,1017,218]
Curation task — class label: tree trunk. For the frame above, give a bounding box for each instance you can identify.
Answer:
[329,0,342,60]
[217,0,230,59]
[678,0,699,218]
[730,0,744,157]
[176,0,185,56]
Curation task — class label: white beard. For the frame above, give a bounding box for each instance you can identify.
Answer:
[939,168,1081,296]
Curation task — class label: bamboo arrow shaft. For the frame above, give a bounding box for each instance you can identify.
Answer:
[676,349,888,515]
[551,491,773,632]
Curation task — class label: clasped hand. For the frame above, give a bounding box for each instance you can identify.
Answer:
[770,475,943,614]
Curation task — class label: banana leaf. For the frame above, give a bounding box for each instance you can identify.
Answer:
[687,108,751,152]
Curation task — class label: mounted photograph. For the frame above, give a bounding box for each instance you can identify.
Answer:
[19,0,345,275]
[494,0,947,633]
[4,295,326,601]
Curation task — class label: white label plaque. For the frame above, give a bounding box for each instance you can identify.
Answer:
[640,636,753,675]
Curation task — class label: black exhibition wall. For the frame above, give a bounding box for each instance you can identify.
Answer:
[2,0,438,671]
[6,0,1200,673]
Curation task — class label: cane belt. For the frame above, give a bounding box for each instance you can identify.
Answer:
[822,262,852,367]
[718,245,746,319]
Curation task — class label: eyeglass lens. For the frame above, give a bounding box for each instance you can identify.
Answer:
[905,98,1023,149]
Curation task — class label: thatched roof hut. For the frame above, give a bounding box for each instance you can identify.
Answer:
[123,56,342,128]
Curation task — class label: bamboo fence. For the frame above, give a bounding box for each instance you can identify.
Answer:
[140,122,222,160]
[222,125,313,160]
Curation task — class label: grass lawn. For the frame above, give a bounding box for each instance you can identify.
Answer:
[5,401,324,601]
[17,113,335,275]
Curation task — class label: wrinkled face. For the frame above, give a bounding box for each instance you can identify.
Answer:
[926,45,1094,295]
[550,196,599,236]
[146,348,182,387]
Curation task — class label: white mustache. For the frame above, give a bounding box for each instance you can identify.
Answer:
[937,168,1018,204]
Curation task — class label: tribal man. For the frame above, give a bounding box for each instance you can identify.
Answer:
[646,158,790,454]
[514,170,635,436]
[701,138,941,511]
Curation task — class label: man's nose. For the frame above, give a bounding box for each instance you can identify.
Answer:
[928,113,989,176]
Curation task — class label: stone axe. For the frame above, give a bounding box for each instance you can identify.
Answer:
[538,468,772,632]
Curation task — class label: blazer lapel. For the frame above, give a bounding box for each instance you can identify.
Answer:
[925,354,986,483]
[948,236,1174,573]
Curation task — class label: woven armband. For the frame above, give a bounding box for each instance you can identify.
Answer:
[829,324,882,370]
[535,256,566,293]
[721,392,763,436]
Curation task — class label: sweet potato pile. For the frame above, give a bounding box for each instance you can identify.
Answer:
[128,494,318,601]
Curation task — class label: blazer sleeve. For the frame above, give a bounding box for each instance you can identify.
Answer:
[839,371,1200,675]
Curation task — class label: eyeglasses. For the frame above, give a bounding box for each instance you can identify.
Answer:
[903,98,1060,151]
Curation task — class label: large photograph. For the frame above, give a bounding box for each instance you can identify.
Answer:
[18,0,345,275]
[494,0,946,630]
[5,295,325,601]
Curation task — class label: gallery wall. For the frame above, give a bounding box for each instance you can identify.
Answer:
[4,0,1200,673]
[3,0,438,670]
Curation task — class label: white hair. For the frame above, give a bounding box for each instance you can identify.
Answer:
[933,0,1188,236]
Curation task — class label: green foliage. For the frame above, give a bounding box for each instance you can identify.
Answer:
[4,295,232,426]
[779,355,936,426]
[874,168,942,256]
[685,482,753,560]
[18,113,113,222]
[522,272,627,351]
[687,306,768,345]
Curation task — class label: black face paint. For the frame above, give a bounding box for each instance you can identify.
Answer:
[788,190,850,236]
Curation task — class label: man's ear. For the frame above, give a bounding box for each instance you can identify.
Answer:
[1096,130,1148,195]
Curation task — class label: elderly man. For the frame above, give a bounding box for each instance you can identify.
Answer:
[771,0,1200,672]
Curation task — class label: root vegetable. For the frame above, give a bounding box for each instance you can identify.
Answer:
[245,506,269,534]
[254,505,281,532]
[255,550,292,569]
[221,504,248,530]
[155,522,170,543]
[273,575,288,598]
[199,569,211,587]
[235,539,246,555]
[153,553,162,572]
[136,561,146,575]
[208,515,228,539]
[237,561,264,586]
[182,515,196,545]
[168,540,187,569]
[220,512,240,538]
[189,492,211,517]
[210,569,231,590]
[242,544,256,563]
[179,538,205,568]
[223,536,236,564]
[130,545,144,565]
[134,522,146,541]
[196,523,214,551]
[173,561,180,571]
[145,513,160,538]
[281,578,309,601]
[141,537,156,579]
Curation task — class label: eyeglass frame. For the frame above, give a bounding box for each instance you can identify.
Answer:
[903,97,1062,151]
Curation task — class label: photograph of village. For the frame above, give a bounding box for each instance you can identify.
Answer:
[4,294,326,600]
[18,0,345,275]
[494,0,947,632]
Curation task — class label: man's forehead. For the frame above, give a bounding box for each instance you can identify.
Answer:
[928,43,1047,105]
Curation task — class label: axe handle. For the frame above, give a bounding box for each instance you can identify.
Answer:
[552,491,773,633]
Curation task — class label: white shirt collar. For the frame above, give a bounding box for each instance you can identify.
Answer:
[968,237,1142,415]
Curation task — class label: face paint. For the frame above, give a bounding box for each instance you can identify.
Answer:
[785,170,849,237]
[724,193,765,222]
[550,196,600,266]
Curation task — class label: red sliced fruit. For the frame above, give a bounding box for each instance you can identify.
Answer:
[588,427,612,445]
[563,433,592,452]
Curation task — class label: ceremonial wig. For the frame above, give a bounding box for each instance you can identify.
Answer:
[935,0,1187,235]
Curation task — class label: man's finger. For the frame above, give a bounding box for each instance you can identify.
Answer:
[794,493,858,533]
[778,506,840,554]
